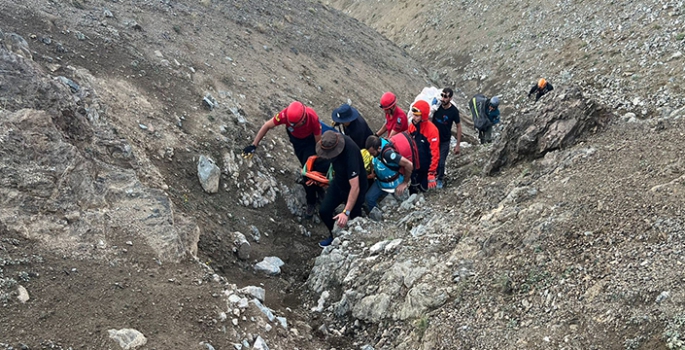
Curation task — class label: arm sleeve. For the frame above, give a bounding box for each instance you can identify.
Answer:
[272,108,288,126]
[427,127,440,174]
[382,149,402,168]
[528,85,537,95]
[547,83,554,92]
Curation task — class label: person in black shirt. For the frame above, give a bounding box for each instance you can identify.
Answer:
[331,103,373,151]
[528,78,554,102]
[315,131,368,247]
[430,87,461,189]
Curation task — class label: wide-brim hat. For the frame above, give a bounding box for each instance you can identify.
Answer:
[316,130,345,159]
[331,104,360,123]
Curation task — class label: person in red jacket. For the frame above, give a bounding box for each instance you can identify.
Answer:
[242,101,324,218]
[407,100,440,192]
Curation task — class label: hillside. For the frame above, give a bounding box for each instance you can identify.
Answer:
[2,0,685,350]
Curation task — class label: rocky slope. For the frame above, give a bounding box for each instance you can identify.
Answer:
[1,0,685,349]
[305,88,685,349]
[325,0,685,119]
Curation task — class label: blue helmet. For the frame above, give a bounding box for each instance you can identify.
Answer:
[490,96,500,108]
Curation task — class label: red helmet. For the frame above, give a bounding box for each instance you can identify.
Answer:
[412,100,430,122]
[380,92,397,110]
[285,101,306,125]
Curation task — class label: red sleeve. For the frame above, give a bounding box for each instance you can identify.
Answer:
[272,108,288,126]
[426,124,440,175]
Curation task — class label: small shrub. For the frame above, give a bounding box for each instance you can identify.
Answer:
[415,316,429,340]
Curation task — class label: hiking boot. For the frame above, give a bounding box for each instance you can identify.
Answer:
[369,207,383,222]
[436,179,444,189]
[318,235,334,248]
[305,204,315,219]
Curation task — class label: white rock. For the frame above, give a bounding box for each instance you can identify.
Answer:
[17,285,29,303]
[238,286,265,302]
[108,328,147,349]
[253,336,269,350]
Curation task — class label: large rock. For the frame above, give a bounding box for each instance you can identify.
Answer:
[108,328,147,349]
[198,155,221,193]
[484,86,612,174]
[0,45,199,262]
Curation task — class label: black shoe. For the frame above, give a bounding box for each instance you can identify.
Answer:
[305,204,315,219]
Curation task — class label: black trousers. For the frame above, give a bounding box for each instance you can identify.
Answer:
[410,168,428,193]
[319,180,366,233]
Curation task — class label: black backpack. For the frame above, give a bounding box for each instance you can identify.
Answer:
[470,94,492,131]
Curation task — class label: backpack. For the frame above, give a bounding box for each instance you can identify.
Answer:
[470,94,493,132]
[389,131,420,170]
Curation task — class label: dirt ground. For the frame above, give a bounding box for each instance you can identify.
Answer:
[2,0,685,349]
[0,0,417,348]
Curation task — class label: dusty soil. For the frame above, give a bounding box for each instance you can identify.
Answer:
[2,0,684,349]
[0,0,427,348]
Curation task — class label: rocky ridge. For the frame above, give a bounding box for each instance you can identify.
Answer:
[326,0,685,119]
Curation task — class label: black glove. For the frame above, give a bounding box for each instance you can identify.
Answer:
[242,145,257,159]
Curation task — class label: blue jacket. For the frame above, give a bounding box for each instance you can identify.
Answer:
[372,139,404,192]
[488,109,500,125]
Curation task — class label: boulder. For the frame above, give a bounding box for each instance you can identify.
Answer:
[484,85,612,174]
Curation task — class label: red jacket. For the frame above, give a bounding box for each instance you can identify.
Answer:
[407,120,439,175]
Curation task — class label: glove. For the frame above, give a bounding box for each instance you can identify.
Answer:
[242,145,257,159]
[427,173,437,189]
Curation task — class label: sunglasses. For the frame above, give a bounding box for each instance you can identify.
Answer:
[411,107,421,115]
[441,93,451,98]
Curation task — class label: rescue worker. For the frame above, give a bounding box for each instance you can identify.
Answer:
[364,135,413,213]
[430,87,461,189]
[242,101,324,218]
[331,103,373,150]
[407,100,440,192]
[316,131,368,247]
[375,92,408,138]
[528,78,554,102]
[479,96,500,144]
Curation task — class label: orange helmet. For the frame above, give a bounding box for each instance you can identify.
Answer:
[380,92,397,110]
[285,101,306,126]
[538,78,547,89]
